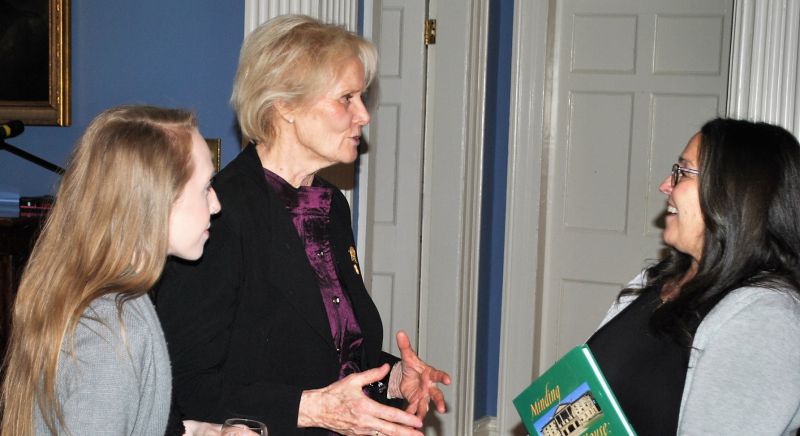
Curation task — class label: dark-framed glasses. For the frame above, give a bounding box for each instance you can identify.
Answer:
[671,163,700,187]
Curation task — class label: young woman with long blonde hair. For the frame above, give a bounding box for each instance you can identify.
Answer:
[1,105,221,435]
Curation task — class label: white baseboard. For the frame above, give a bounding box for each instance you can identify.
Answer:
[473,416,498,436]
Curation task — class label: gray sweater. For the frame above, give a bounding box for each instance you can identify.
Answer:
[600,273,800,435]
[35,293,171,435]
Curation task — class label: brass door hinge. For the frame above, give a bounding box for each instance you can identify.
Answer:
[425,19,437,46]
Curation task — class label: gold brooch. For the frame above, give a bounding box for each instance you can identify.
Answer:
[348,246,361,275]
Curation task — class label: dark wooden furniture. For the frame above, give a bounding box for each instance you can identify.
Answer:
[0,217,44,356]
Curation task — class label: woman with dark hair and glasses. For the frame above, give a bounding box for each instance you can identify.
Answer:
[587,118,800,434]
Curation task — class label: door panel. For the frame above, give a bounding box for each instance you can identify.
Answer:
[364,0,427,350]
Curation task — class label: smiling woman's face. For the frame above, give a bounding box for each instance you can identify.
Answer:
[659,133,705,261]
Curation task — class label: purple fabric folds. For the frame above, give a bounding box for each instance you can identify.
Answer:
[263,168,364,381]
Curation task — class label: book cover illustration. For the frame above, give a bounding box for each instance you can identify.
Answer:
[513,345,636,436]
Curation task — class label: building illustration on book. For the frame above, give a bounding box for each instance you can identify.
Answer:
[535,383,602,436]
[514,345,636,436]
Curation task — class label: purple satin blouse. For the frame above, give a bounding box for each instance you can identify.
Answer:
[263,168,364,382]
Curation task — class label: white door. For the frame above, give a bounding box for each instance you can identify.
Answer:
[540,0,733,367]
[362,2,486,434]
[360,0,428,351]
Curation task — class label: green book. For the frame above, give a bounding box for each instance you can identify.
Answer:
[513,345,636,436]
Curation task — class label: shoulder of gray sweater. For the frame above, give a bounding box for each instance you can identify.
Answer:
[76,294,159,352]
[710,286,800,317]
[695,286,800,344]
[58,294,161,391]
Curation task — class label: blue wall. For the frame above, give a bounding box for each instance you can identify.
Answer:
[475,0,513,419]
[0,0,243,197]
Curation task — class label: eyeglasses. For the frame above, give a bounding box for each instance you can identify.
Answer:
[671,163,700,187]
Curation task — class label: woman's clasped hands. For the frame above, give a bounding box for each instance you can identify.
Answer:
[297,330,451,436]
[299,364,421,436]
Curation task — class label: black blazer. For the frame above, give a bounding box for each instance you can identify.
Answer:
[154,144,398,435]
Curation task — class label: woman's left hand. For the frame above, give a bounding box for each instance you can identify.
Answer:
[183,420,262,436]
[182,420,223,436]
[395,330,452,418]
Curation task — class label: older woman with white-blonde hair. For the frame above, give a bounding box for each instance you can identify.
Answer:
[155,15,450,436]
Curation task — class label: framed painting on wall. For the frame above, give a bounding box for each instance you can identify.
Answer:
[205,138,221,172]
[0,0,70,126]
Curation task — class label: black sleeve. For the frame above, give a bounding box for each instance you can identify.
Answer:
[374,351,403,409]
[154,198,304,434]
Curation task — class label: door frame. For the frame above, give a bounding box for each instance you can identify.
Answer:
[495,0,551,434]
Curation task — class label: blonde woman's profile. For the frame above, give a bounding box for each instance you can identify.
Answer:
[0,105,221,435]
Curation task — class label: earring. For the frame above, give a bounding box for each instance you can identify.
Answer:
[288,118,294,124]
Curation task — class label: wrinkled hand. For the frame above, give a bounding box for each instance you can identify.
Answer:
[396,330,451,418]
[298,364,424,436]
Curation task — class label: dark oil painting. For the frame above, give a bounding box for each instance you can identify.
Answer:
[0,0,49,102]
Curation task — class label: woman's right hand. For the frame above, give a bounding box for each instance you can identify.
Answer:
[298,364,424,436]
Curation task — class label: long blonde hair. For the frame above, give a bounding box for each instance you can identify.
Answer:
[1,105,197,435]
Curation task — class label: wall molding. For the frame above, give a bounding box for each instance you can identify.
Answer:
[416,0,489,433]
[728,0,800,135]
[496,0,551,434]
[454,1,491,433]
[474,416,499,436]
[244,0,359,34]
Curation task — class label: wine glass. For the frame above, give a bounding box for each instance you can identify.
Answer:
[220,418,268,436]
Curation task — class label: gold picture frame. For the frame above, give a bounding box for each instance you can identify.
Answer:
[205,138,221,172]
[0,0,71,126]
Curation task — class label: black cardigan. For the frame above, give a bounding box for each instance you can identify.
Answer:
[154,144,398,435]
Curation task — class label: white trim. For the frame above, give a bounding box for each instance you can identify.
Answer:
[728,0,800,135]
[244,0,359,34]
[417,0,488,433]
[243,0,260,36]
[356,0,375,284]
[473,416,499,436]
[496,0,551,434]
[456,2,490,433]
